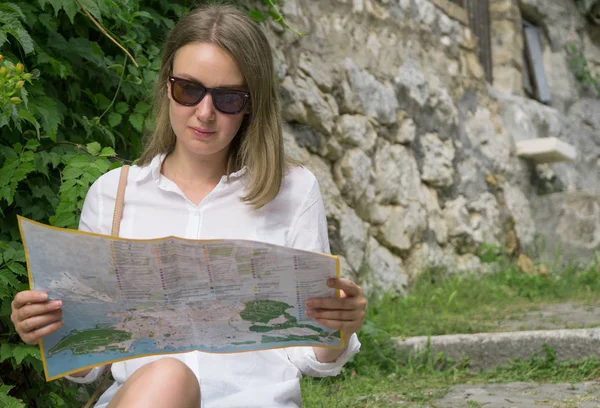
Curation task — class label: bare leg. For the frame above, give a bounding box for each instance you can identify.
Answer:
[107,358,200,408]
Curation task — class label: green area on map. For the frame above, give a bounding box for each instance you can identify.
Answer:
[240,300,296,323]
[49,328,132,355]
[241,300,333,338]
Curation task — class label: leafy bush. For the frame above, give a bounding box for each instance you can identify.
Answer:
[0,0,295,405]
[1,0,183,403]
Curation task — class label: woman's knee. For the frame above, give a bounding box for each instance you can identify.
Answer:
[131,358,200,401]
[147,358,198,384]
[144,358,195,377]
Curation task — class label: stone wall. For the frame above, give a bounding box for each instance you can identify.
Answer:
[260,0,600,295]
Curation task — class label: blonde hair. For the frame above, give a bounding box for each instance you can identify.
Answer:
[138,4,285,209]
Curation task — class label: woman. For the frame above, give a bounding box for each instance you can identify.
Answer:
[10,5,366,407]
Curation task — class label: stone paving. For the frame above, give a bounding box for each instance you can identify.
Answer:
[432,381,600,408]
[420,302,600,407]
[496,302,600,332]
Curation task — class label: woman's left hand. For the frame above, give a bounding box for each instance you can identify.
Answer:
[306,278,367,336]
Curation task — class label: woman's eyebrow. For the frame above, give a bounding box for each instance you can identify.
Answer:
[174,73,247,90]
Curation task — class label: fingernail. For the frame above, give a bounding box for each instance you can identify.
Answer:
[306,300,314,307]
[306,309,314,316]
[38,293,48,301]
[51,300,62,308]
[327,278,335,286]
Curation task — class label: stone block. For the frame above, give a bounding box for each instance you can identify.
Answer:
[516,137,577,163]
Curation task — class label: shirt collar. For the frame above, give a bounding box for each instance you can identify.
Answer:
[134,153,247,183]
[134,153,165,183]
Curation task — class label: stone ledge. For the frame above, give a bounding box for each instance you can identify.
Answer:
[431,0,469,25]
[516,137,577,163]
[393,328,600,370]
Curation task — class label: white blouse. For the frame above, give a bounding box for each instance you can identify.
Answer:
[67,154,361,408]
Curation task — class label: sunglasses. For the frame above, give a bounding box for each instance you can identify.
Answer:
[168,76,250,115]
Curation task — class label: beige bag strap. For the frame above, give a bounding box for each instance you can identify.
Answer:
[111,165,130,237]
[83,164,129,408]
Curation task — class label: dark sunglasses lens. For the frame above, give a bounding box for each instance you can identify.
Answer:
[173,80,205,105]
[214,91,246,114]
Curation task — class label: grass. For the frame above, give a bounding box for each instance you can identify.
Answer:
[302,257,600,407]
[369,260,600,338]
[302,346,600,407]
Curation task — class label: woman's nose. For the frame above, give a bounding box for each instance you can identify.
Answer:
[195,92,216,121]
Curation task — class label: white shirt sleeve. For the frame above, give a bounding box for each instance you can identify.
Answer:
[64,365,107,384]
[64,178,109,384]
[78,175,102,233]
[284,174,361,377]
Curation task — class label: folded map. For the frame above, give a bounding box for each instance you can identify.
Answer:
[18,216,343,381]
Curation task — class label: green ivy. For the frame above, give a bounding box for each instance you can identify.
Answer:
[0,0,293,406]
[566,40,600,96]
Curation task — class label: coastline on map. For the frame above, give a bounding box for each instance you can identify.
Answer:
[45,334,342,379]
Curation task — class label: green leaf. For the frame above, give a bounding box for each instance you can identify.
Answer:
[115,102,128,114]
[0,30,6,50]
[0,298,12,315]
[0,283,12,301]
[0,343,13,363]
[66,155,90,168]
[37,13,57,32]
[6,261,27,277]
[248,9,266,22]
[144,116,154,132]
[11,344,39,365]
[0,145,17,159]
[46,0,78,23]
[30,96,61,141]
[18,111,40,138]
[129,113,144,132]
[86,142,101,156]
[21,151,35,162]
[36,51,71,79]
[83,167,102,180]
[48,151,62,168]
[99,147,117,157]
[0,3,26,20]
[0,384,13,394]
[0,395,26,408]
[14,247,25,263]
[2,20,35,54]
[49,210,77,228]
[1,246,17,262]
[134,102,150,115]
[62,166,84,180]
[108,112,122,127]
[79,0,102,22]
[133,10,153,19]
[95,93,112,111]
[68,38,104,66]
[92,158,111,172]
[0,157,19,196]
[24,139,41,150]
[0,270,20,288]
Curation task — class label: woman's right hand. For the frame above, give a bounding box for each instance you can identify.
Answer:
[10,290,63,344]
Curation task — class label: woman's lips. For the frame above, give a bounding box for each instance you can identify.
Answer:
[190,127,215,138]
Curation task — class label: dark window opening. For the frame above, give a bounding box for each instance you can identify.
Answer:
[522,20,552,104]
